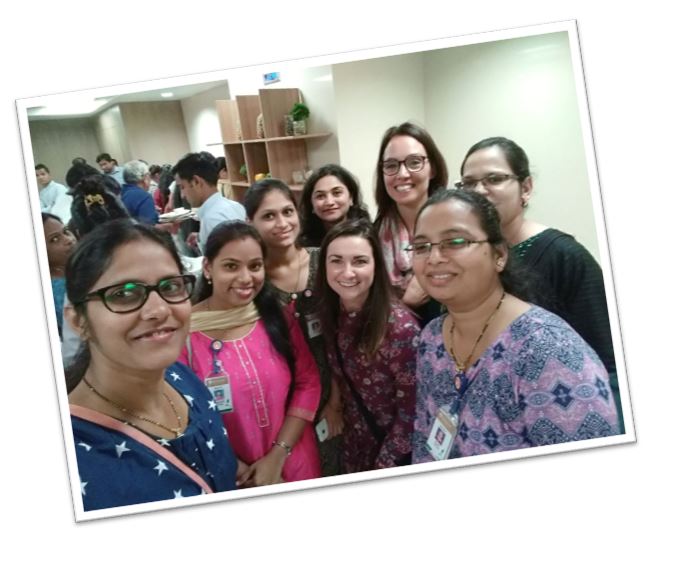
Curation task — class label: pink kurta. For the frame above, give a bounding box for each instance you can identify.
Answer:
[179,314,321,482]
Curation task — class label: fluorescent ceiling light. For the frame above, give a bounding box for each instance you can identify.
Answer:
[160,92,174,98]
[27,97,111,118]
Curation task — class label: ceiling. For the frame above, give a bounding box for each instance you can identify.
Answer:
[27,80,228,121]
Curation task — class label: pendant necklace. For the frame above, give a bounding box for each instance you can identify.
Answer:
[449,291,506,390]
[82,376,184,438]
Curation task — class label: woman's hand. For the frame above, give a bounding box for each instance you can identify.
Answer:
[320,401,344,439]
[402,275,429,309]
[235,459,252,488]
[240,448,288,487]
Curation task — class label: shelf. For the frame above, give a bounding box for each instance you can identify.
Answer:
[222,133,330,145]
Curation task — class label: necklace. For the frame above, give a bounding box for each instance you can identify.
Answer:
[286,249,306,301]
[448,291,506,390]
[82,376,183,438]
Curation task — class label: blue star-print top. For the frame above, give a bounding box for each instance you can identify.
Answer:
[71,362,237,512]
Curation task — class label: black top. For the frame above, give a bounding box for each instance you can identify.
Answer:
[514,228,615,374]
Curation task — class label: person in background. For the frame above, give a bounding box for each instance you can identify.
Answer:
[316,218,420,473]
[373,122,449,325]
[66,163,121,197]
[148,164,162,196]
[42,213,76,339]
[244,178,342,476]
[36,163,73,223]
[64,219,237,510]
[71,157,88,166]
[299,164,370,247]
[96,153,126,187]
[172,152,245,253]
[61,175,132,366]
[458,137,622,431]
[410,188,618,462]
[179,221,321,486]
[153,165,174,213]
[120,160,159,224]
[215,156,231,199]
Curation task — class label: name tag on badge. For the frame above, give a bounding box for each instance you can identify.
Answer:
[427,408,458,461]
[305,313,322,339]
[205,374,233,413]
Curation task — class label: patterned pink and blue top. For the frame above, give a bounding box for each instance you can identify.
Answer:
[412,305,619,462]
[179,313,321,483]
[329,301,420,473]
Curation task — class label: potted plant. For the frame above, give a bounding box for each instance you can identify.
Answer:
[290,102,310,136]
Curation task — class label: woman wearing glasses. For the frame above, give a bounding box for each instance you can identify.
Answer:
[458,137,621,431]
[64,219,237,511]
[298,164,370,247]
[180,221,321,486]
[410,188,619,462]
[317,219,420,473]
[373,122,448,324]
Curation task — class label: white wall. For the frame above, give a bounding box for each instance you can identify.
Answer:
[423,32,599,260]
[93,105,130,163]
[181,83,230,157]
[332,52,426,215]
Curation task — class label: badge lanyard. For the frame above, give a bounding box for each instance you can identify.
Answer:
[204,339,234,413]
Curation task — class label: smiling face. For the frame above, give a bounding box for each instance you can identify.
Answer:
[461,145,532,229]
[382,135,433,212]
[412,199,506,311]
[325,235,375,312]
[250,190,300,249]
[311,175,353,227]
[43,217,75,271]
[204,237,265,310]
[69,239,191,375]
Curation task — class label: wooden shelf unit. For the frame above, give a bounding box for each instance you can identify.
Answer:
[216,88,330,203]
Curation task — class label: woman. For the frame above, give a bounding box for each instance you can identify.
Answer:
[410,188,619,462]
[373,122,448,324]
[458,137,622,431]
[64,219,237,511]
[317,218,420,473]
[299,164,370,247]
[42,213,76,339]
[179,220,321,486]
[244,178,341,476]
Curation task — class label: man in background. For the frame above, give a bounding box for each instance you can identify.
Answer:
[172,152,245,252]
[96,152,126,187]
[120,160,158,224]
[35,163,72,223]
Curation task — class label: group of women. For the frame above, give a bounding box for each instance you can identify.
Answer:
[43,122,621,511]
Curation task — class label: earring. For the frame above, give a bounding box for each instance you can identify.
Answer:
[205,274,212,284]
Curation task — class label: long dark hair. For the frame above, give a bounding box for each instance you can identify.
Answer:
[316,218,394,357]
[373,122,448,228]
[194,220,296,379]
[299,164,370,247]
[64,219,185,392]
[416,188,533,301]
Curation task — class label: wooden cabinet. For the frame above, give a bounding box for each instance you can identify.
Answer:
[216,88,330,203]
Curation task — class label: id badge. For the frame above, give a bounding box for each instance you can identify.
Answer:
[205,374,233,413]
[305,313,322,339]
[315,418,329,442]
[426,407,458,461]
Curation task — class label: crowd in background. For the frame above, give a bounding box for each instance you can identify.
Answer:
[36,123,622,511]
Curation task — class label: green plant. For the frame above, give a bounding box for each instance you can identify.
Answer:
[290,102,310,122]
[239,164,247,177]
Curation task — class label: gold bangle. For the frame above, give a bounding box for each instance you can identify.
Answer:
[272,440,292,456]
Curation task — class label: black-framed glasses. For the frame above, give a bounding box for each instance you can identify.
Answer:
[456,173,519,191]
[404,237,491,256]
[77,274,196,314]
[381,154,428,176]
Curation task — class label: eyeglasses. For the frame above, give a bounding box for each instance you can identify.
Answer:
[456,173,519,191]
[77,275,196,314]
[405,237,491,256]
[381,154,429,176]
